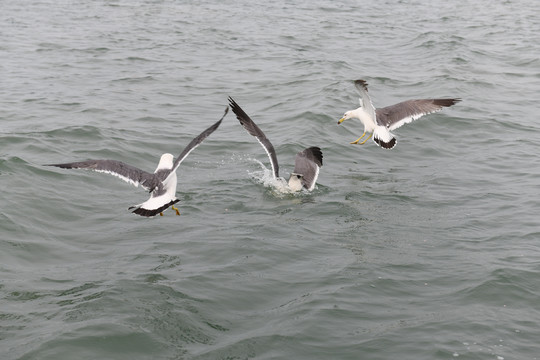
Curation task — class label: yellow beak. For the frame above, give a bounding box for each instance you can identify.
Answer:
[338,117,345,124]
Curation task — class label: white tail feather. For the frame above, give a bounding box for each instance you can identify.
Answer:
[373,126,397,149]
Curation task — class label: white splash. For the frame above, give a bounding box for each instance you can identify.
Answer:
[247,159,303,196]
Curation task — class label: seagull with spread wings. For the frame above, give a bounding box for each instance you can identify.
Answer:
[46,107,228,217]
[338,80,461,149]
[228,97,322,192]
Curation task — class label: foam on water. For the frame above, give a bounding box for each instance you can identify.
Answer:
[247,159,315,196]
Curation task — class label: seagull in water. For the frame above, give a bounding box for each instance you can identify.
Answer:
[228,97,322,192]
[338,80,461,149]
[46,107,228,217]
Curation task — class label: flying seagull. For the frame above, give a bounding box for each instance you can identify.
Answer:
[338,80,461,149]
[46,107,228,217]
[228,97,322,191]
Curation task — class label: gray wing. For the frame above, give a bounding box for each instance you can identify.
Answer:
[293,147,323,191]
[46,159,158,191]
[354,80,377,121]
[376,98,461,130]
[229,97,279,179]
[170,106,228,173]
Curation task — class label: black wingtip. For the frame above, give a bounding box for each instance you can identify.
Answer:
[373,137,397,150]
[227,96,252,127]
[44,163,74,169]
[129,199,180,217]
[228,96,242,115]
[212,105,229,128]
[354,79,369,92]
[201,105,229,137]
[222,105,229,118]
[305,146,323,167]
[211,105,229,129]
[434,98,462,107]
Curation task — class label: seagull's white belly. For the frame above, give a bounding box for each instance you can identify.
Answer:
[162,172,178,197]
[358,109,377,132]
[136,172,178,212]
[287,176,304,192]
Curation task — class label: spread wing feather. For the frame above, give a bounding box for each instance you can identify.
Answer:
[376,98,461,130]
[46,159,158,191]
[170,106,228,173]
[354,80,377,121]
[229,97,279,179]
[293,147,323,191]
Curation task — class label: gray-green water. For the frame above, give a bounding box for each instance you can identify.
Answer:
[2,1,540,359]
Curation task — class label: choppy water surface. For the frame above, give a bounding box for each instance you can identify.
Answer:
[1,1,540,359]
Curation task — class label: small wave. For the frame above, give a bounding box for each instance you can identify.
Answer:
[110,75,156,84]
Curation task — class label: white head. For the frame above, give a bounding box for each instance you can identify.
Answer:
[287,173,304,192]
[338,109,360,124]
[156,153,174,171]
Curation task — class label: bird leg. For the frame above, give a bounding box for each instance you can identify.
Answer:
[171,205,180,216]
[159,212,164,216]
[358,133,373,145]
[350,132,366,144]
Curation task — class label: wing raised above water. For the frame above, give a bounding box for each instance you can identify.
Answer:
[376,98,461,130]
[46,159,158,191]
[293,146,323,191]
[170,106,228,174]
[229,97,280,179]
[354,79,377,122]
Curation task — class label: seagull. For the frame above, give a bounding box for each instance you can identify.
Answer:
[46,107,228,217]
[338,80,461,149]
[228,97,322,192]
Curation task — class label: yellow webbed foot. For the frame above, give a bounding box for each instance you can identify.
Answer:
[159,212,163,216]
[359,133,373,145]
[171,205,180,216]
[350,132,366,145]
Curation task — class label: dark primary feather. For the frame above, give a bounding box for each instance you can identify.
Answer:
[47,108,228,193]
[299,146,323,167]
[353,79,460,129]
[294,147,323,190]
[376,98,461,129]
[171,106,228,172]
[373,137,397,149]
[129,199,180,217]
[353,79,377,121]
[228,97,280,179]
[354,79,370,93]
[46,159,158,191]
